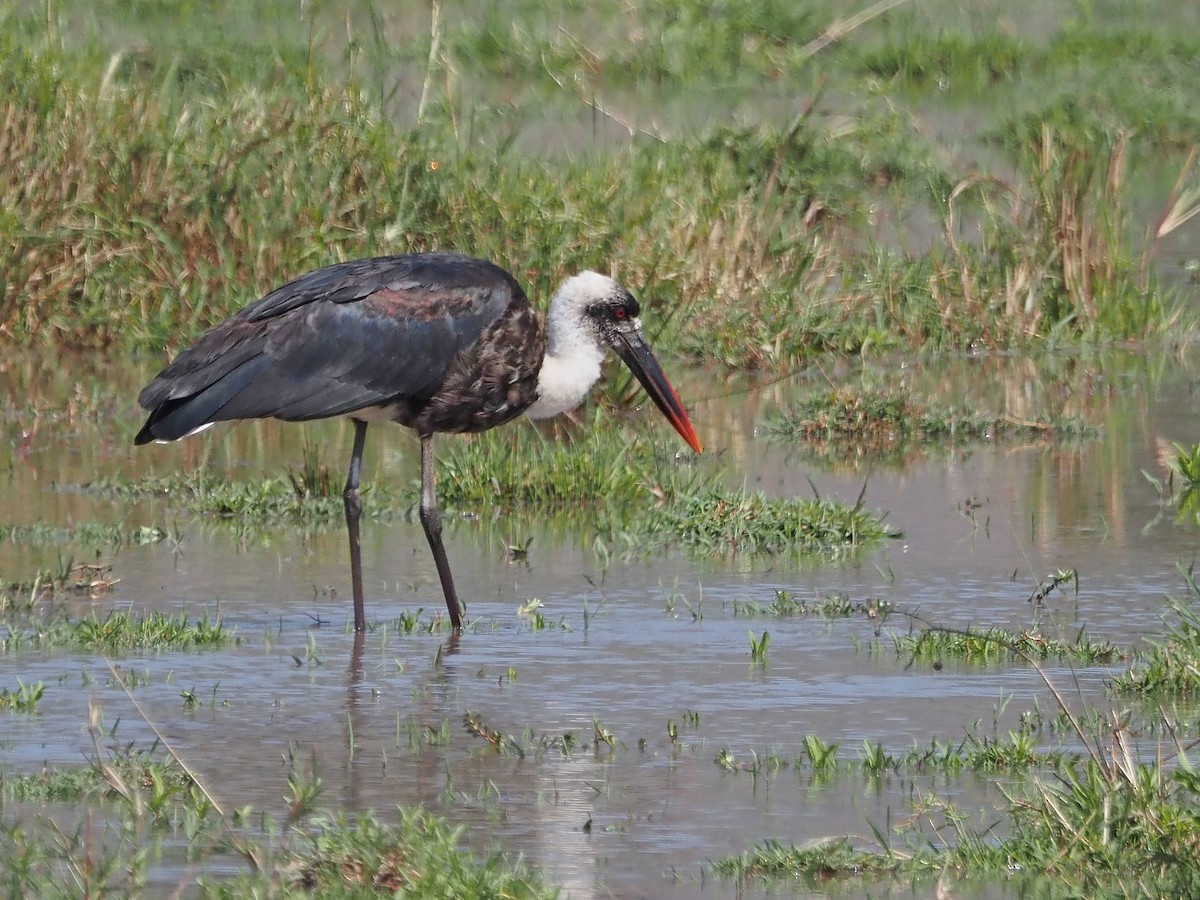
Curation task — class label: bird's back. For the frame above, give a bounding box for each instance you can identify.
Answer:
[136,253,546,443]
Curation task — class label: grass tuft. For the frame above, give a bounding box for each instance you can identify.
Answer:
[262,808,555,898]
[894,625,1121,667]
[1,561,122,611]
[713,836,894,879]
[729,590,892,621]
[2,610,232,654]
[1111,563,1200,697]
[666,490,897,557]
[762,387,1095,464]
[0,680,44,713]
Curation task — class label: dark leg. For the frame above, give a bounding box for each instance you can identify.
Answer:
[343,419,369,633]
[419,433,464,631]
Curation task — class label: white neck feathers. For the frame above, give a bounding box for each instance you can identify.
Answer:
[524,271,613,420]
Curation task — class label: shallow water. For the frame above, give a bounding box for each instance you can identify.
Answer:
[1,347,1199,897]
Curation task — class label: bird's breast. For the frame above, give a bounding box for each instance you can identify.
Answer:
[411,300,545,435]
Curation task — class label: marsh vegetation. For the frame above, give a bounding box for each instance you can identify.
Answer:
[4,0,1200,896]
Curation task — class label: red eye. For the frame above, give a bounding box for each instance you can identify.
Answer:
[614,307,626,319]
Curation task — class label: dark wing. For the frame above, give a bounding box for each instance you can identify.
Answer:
[135,254,528,443]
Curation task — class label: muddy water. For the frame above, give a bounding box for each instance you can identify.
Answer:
[1,348,1198,897]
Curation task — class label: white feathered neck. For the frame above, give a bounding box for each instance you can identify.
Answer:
[524,271,618,420]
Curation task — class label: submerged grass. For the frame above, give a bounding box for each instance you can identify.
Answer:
[714,836,895,881]
[715,714,1200,896]
[713,572,1200,895]
[1,747,195,805]
[89,471,357,521]
[728,589,892,621]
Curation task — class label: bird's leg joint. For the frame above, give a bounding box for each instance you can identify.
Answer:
[418,499,442,539]
[343,486,363,518]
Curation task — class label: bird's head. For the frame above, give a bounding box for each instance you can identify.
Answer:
[543,271,702,453]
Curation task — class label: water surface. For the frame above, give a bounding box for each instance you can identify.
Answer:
[1,348,1197,897]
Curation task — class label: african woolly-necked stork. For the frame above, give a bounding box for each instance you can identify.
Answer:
[135,252,702,632]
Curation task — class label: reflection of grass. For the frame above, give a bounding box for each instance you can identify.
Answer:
[0,523,166,548]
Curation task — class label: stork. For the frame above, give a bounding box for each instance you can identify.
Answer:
[135,252,702,632]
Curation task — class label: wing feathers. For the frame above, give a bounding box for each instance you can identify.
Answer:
[136,254,527,441]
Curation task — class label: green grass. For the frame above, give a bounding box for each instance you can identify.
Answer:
[92,471,345,519]
[93,423,893,562]
[665,489,897,557]
[707,575,1200,896]
[99,419,703,523]
[229,808,556,899]
[1,610,232,654]
[713,836,896,880]
[728,589,892,620]
[0,680,44,712]
[748,629,770,663]
[0,747,195,804]
[859,30,1027,90]
[1111,563,1200,697]
[1176,445,1200,483]
[762,387,1094,462]
[434,419,708,513]
[1,1,1196,366]
[0,561,122,612]
[893,624,1121,667]
[1,747,555,899]
[715,727,1200,897]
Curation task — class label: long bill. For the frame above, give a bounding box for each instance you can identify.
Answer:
[611,330,703,453]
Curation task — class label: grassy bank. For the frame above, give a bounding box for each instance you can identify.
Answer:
[3,1,1198,364]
